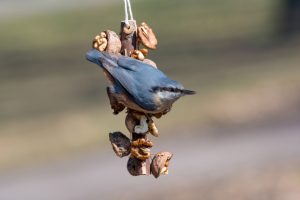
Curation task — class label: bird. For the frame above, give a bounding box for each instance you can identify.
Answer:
[86,49,195,115]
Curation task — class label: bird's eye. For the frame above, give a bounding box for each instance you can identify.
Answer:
[175,88,180,93]
[152,87,159,92]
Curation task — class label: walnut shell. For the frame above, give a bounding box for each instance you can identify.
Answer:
[105,30,122,54]
[151,152,173,178]
[137,22,158,50]
[109,132,131,157]
[127,157,151,176]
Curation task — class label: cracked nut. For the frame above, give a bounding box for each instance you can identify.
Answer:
[151,152,173,178]
[147,118,159,137]
[93,32,107,51]
[109,132,131,157]
[130,147,151,161]
[131,138,153,148]
[140,48,148,56]
[131,50,145,61]
[137,22,158,50]
[92,30,121,53]
[131,145,151,161]
[130,138,153,161]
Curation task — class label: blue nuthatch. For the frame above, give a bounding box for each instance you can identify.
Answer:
[86,49,195,115]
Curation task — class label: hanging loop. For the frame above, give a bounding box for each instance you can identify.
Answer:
[123,0,134,27]
[127,0,134,20]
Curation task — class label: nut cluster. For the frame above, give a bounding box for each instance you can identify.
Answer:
[92,23,158,65]
[129,22,158,63]
[94,20,173,178]
[109,108,171,178]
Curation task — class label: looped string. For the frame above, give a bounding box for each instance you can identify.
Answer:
[123,0,134,27]
[127,0,134,21]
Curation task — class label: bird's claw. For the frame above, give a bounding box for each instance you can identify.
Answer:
[112,104,125,115]
[106,87,125,115]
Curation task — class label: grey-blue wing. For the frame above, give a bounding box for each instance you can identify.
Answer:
[101,55,183,111]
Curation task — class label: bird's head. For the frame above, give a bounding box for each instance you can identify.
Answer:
[151,83,195,110]
[154,87,182,102]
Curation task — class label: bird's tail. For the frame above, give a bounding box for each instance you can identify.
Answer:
[86,49,117,68]
[86,49,102,64]
[182,89,196,95]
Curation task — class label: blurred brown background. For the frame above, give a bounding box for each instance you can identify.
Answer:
[0,0,300,199]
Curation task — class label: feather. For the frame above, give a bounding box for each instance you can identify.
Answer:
[86,49,193,112]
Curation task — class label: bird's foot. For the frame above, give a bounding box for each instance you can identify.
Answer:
[106,87,125,115]
[112,104,125,115]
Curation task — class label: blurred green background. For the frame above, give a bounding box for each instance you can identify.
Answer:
[0,0,300,199]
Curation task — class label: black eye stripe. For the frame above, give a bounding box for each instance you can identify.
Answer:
[152,87,160,92]
[152,87,182,93]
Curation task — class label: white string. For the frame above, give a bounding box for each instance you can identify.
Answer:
[123,0,134,26]
[123,0,129,26]
[126,0,134,20]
